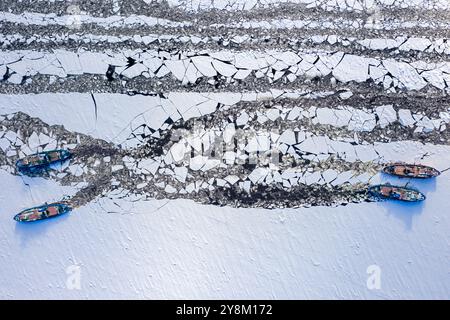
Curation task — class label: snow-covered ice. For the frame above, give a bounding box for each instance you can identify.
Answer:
[1,0,450,300]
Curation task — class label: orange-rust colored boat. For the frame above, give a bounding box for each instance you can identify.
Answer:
[382,163,440,179]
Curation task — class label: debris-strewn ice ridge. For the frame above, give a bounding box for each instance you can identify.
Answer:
[2,33,450,58]
[2,49,450,92]
[1,92,450,209]
[165,0,450,11]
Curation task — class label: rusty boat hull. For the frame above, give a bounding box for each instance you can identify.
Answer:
[382,163,440,179]
[368,184,426,202]
[14,202,72,222]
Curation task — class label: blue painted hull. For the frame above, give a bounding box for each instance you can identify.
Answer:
[368,184,425,202]
[14,202,72,222]
[16,149,71,174]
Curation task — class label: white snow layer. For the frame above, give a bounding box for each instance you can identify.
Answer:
[1,169,449,299]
